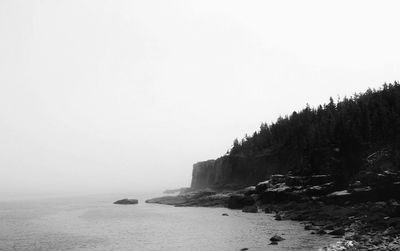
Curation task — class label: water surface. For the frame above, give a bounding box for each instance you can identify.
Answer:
[0,194,336,250]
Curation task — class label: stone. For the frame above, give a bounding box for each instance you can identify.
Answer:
[275,214,282,221]
[113,199,138,205]
[270,234,285,242]
[222,213,229,216]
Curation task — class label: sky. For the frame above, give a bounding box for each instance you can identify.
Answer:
[0,0,399,200]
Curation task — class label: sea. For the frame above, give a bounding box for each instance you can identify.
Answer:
[0,193,339,251]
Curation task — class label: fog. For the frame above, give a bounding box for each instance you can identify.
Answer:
[1,0,399,200]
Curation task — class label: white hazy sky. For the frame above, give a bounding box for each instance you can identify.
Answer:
[1,0,399,199]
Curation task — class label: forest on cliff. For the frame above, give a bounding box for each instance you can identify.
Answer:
[229,82,400,186]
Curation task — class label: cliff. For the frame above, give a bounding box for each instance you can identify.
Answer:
[190,151,293,190]
[191,83,400,190]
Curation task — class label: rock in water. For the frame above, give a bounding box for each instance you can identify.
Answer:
[270,234,285,242]
[113,199,138,205]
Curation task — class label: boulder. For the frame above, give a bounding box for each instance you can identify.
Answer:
[242,186,256,196]
[114,199,138,205]
[242,205,258,213]
[323,190,352,205]
[227,195,255,209]
[259,185,301,203]
[255,180,271,194]
[270,234,285,242]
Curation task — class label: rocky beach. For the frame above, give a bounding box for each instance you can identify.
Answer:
[147,169,400,250]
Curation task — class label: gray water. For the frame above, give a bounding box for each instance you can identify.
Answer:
[0,193,337,251]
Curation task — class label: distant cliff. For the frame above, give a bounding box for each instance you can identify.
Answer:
[190,151,293,190]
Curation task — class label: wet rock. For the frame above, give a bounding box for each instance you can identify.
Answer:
[329,228,345,236]
[242,205,258,213]
[227,195,255,209]
[113,199,138,205]
[242,186,256,196]
[255,180,271,194]
[323,190,352,205]
[270,234,285,242]
[259,185,300,203]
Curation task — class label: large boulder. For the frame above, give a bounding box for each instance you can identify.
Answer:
[255,180,271,194]
[227,194,255,209]
[114,199,138,205]
[259,185,302,203]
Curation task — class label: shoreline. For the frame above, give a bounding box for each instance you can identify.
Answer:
[147,173,400,250]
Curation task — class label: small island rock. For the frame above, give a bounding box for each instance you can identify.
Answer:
[114,199,138,205]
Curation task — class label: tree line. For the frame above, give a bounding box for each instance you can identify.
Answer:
[229,82,400,186]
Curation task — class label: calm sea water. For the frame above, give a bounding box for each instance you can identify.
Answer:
[0,193,336,251]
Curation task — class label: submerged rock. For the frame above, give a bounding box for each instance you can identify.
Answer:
[113,199,138,205]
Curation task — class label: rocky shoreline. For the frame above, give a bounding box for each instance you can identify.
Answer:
[147,171,400,250]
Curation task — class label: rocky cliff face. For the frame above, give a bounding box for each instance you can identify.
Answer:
[190,152,293,190]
